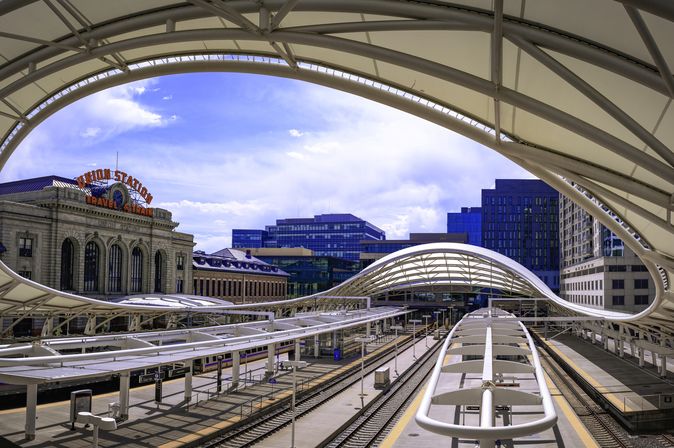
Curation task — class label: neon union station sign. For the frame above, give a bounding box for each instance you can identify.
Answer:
[77,168,154,217]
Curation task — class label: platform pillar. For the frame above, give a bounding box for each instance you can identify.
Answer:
[232,351,240,388]
[314,334,320,358]
[603,333,609,351]
[119,370,130,420]
[661,355,668,377]
[25,383,37,440]
[267,343,275,374]
[184,362,193,403]
[639,346,645,367]
[366,322,371,337]
[294,339,301,362]
[332,331,338,349]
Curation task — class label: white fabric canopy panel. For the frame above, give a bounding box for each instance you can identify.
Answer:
[0,1,672,333]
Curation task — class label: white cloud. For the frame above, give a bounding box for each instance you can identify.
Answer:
[80,127,101,138]
[6,75,536,254]
[162,95,173,100]
[286,151,306,160]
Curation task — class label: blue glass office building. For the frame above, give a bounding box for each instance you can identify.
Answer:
[234,214,385,262]
[232,229,269,248]
[446,207,482,246]
[481,180,560,293]
[267,214,385,262]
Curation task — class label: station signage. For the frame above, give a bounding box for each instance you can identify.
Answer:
[76,168,155,217]
[77,168,153,204]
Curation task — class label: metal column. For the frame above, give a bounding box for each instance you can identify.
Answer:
[314,334,320,358]
[294,339,301,362]
[119,370,130,420]
[267,343,276,374]
[25,383,37,440]
[232,351,240,388]
[184,362,193,403]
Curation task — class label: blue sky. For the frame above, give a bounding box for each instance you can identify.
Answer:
[3,73,534,252]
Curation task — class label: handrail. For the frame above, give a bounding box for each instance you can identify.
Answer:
[415,309,557,443]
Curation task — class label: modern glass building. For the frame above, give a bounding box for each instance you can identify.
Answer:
[237,214,385,262]
[243,248,360,298]
[481,179,560,293]
[446,207,482,246]
[232,229,269,248]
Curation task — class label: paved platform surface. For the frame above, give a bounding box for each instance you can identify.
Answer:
[537,331,674,413]
[0,334,407,448]
[254,335,435,448]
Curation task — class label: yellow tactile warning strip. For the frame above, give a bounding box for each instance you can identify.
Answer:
[544,372,599,448]
[158,336,412,448]
[541,338,635,412]
[378,353,452,447]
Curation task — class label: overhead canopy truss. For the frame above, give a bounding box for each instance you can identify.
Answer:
[0,1,672,334]
[326,243,555,299]
[0,306,405,385]
[0,261,371,337]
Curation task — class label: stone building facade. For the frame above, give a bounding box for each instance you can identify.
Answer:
[192,248,288,303]
[0,175,194,300]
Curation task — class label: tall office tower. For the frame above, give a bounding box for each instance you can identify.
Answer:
[446,207,482,246]
[481,179,560,293]
[559,193,654,312]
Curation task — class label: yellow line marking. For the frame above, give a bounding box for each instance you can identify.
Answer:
[543,340,635,412]
[158,337,408,448]
[379,385,427,448]
[544,373,599,448]
[379,354,450,448]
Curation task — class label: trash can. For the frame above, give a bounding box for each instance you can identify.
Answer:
[333,348,341,361]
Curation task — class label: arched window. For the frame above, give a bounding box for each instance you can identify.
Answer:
[131,247,143,292]
[154,251,163,293]
[83,241,99,292]
[108,244,123,293]
[60,239,74,290]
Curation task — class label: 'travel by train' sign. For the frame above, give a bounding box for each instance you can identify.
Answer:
[77,168,154,217]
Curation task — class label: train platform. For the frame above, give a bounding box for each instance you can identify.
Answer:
[0,333,410,448]
[376,343,600,447]
[253,335,435,448]
[533,330,674,431]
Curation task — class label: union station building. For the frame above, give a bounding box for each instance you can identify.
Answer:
[0,173,194,299]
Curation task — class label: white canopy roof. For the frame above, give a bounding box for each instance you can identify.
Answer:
[0,1,672,331]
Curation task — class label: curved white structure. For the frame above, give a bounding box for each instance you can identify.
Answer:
[416,308,556,445]
[0,2,671,334]
[318,243,633,319]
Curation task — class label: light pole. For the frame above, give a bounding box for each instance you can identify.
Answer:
[281,360,307,448]
[355,335,376,397]
[433,311,441,339]
[409,319,421,360]
[422,314,431,348]
[390,325,404,377]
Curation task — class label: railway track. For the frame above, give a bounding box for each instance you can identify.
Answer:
[320,339,442,447]
[199,332,425,448]
[539,350,633,448]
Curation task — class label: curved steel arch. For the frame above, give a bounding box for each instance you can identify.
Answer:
[0,1,672,333]
[313,242,635,320]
